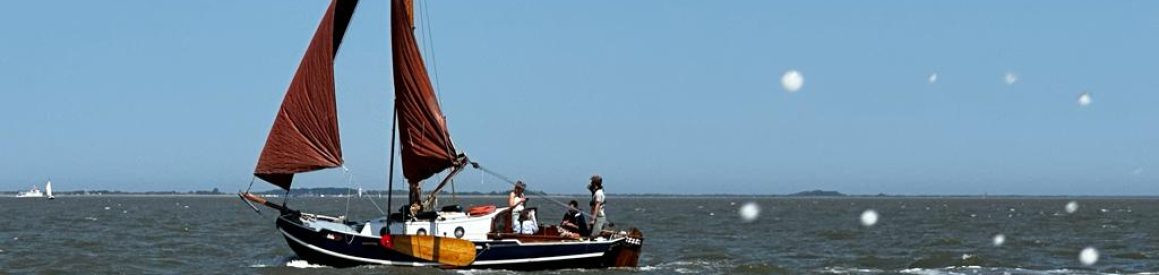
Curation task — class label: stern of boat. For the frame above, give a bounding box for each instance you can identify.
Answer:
[607,227,645,267]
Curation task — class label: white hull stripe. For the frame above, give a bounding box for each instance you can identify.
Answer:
[471,252,605,265]
[280,229,607,267]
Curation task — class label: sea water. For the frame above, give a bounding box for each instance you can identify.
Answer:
[1,196,1157,274]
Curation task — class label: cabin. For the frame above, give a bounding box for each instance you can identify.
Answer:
[346,205,588,242]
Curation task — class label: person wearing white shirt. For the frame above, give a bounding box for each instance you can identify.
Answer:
[509,181,528,232]
[587,175,607,237]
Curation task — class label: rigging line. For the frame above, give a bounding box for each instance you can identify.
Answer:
[471,163,598,221]
[421,0,443,94]
[343,166,353,218]
[346,168,386,215]
[243,176,254,193]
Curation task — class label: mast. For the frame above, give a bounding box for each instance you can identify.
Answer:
[253,0,359,190]
[391,0,465,211]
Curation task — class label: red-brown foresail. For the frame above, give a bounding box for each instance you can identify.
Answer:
[391,0,460,205]
[254,0,359,189]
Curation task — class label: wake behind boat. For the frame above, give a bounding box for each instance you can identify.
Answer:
[239,0,643,270]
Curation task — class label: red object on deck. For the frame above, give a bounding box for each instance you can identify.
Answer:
[468,205,496,216]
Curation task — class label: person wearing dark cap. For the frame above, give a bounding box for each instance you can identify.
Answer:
[509,181,529,231]
[587,174,607,237]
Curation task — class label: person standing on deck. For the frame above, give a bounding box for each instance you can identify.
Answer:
[509,181,529,231]
[587,175,607,237]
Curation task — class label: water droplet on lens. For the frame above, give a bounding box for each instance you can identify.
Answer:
[1078,91,1092,107]
[1065,201,1079,214]
[860,209,879,227]
[1079,247,1099,266]
[781,70,804,92]
[739,202,760,222]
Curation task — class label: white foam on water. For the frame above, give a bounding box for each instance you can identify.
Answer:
[899,268,945,275]
[1065,201,1079,214]
[637,266,661,271]
[286,259,327,268]
[821,267,884,274]
[860,209,879,227]
[739,202,760,222]
[993,234,1006,247]
[104,206,111,210]
[456,269,521,275]
[781,70,804,92]
[85,217,98,221]
[1079,247,1099,266]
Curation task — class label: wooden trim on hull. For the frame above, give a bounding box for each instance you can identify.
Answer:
[274,213,643,270]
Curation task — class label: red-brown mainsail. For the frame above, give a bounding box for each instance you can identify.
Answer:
[391,0,459,189]
[254,0,359,190]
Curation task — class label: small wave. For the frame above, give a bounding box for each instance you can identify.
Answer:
[656,259,730,274]
[818,266,885,273]
[907,252,988,269]
[731,262,790,274]
[816,229,858,241]
[925,237,962,246]
[637,265,661,271]
[285,259,327,268]
[1113,251,1148,259]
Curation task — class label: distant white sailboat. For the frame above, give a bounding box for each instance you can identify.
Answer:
[46,180,55,199]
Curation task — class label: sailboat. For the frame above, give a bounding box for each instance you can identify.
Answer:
[239,0,643,269]
[45,180,54,199]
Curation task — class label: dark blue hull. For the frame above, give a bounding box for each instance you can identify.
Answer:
[275,213,642,270]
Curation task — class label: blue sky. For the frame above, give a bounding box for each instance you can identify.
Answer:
[1,1,1156,195]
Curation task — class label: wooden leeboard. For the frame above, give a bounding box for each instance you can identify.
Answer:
[388,235,476,266]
